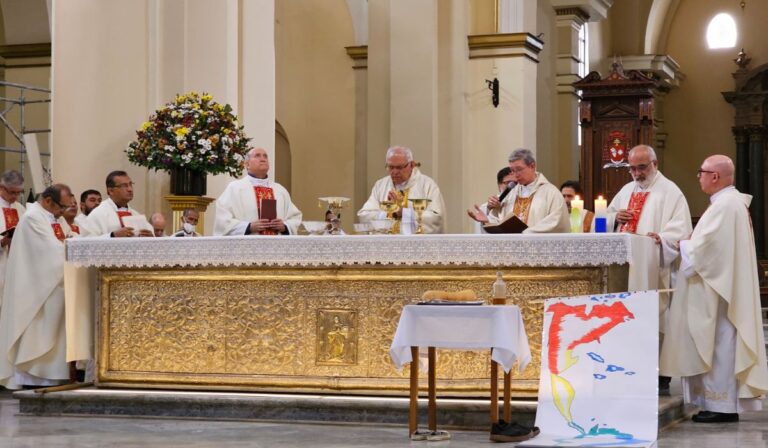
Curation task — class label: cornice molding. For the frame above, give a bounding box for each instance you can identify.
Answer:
[550,0,613,22]
[344,45,368,70]
[468,33,544,62]
[0,43,51,59]
[554,7,590,21]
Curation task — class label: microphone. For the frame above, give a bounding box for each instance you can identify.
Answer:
[497,181,516,202]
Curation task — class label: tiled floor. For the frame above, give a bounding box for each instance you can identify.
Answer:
[1,390,766,447]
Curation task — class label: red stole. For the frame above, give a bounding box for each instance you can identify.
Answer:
[51,223,66,241]
[70,223,80,234]
[253,186,277,235]
[2,207,19,230]
[619,192,650,233]
[116,210,133,227]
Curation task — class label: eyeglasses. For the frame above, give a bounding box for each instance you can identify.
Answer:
[111,182,135,189]
[696,169,716,178]
[628,164,650,172]
[0,186,24,196]
[385,163,411,171]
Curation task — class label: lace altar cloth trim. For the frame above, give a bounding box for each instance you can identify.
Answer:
[65,233,635,268]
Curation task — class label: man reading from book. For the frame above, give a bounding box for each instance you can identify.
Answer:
[468,148,569,233]
[214,147,302,236]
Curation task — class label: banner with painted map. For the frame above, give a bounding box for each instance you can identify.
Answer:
[519,291,658,447]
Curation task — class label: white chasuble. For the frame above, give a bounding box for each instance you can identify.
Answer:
[660,187,768,412]
[607,171,692,321]
[80,198,142,238]
[357,168,446,234]
[0,202,68,388]
[0,198,24,308]
[214,176,302,236]
[487,173,569,233]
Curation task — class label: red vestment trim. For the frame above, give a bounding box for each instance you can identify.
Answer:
[253,186,277,235]
[620,192,650,234]
[70,224,80,234]
[116,210,133,227]
[51,223,66,241]
[2,207,19,230]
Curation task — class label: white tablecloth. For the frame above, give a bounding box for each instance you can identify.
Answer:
[389,305,531,374]
[65,233,644,268]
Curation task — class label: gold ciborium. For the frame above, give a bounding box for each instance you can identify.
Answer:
[318,197,350,235]
[379,200,399,234]
[408,198,431,234]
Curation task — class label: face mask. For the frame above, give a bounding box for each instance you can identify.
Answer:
[182,222,196,234]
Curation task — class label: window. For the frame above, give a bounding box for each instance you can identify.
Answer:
[577,23,588,146]
[706,13,737,49]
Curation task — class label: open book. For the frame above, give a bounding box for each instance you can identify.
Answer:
[482,214,528,234]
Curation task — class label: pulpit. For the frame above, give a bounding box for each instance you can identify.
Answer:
[573,62,661,209]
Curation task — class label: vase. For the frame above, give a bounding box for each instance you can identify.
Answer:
[170,167,207,196]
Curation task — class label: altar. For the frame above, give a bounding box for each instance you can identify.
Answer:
[65,233,658,398]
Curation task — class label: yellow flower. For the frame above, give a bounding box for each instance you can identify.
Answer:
[192,103,200,110]
[201,94,212,102]
[175,127,190,138]
[141,121,152,131]
[213,104,223,112]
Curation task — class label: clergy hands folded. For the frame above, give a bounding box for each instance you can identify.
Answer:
[249,219,287,233]
[647,232,661,245]
[112,227,155,238]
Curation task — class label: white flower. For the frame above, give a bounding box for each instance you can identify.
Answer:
[164,145,175,153]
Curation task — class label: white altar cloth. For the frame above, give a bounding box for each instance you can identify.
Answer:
[390,305,531,373]
[65,233,653,269]
[63,233,658,363]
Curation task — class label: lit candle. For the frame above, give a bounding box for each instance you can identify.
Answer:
[570,195,584,233]
[594,195,607,233]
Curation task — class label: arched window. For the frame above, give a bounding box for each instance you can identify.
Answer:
[706,13,737,49]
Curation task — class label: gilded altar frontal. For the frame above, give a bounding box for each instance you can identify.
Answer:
[97,265,624,397]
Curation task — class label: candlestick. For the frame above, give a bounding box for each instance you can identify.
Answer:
[570,195,583,233]
[594,195,607,233]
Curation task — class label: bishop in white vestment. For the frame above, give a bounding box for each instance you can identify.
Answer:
[661,155,768,422]
[470,149,569,233]
[357,146,445,234]
[214,147,302,236]
[0,184,73,388]
[0,170,26,307]
[80,171,152,238]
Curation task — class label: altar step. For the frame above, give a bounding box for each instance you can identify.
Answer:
[14,387,686,431]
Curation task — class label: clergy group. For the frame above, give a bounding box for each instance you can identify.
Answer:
[0,143,765,425]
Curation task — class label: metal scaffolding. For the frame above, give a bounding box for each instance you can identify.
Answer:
[0,80,52,186]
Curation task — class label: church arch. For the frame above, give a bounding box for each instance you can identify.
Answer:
[644,0,680,55]
[275,120,292,194]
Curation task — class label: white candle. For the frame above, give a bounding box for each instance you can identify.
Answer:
[570,195,584,233]
[594,195,607,218]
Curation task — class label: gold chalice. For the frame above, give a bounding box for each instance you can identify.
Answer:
[379,200,400,234]
[318,197,350,235]
[408,198,431,234]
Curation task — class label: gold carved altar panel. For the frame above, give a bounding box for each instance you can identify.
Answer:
[98,265,623,397]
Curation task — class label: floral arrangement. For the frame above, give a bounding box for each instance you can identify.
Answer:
[126,92,251,176]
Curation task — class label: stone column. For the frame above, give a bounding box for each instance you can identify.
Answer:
[553,7,588,183]
[345,46,369,211]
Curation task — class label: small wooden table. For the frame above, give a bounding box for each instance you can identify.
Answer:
[390,305,530,437]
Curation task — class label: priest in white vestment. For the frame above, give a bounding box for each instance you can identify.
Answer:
[468,148,569,233]
[214,147,302,236]
[73,189,101,230]
[80,171,153,238]
[0,184,73,388]
[0,170,26,307]
[358,146,445,234]
[661,155,768,423]
[59,194,81,237]
[473,167,515,234]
